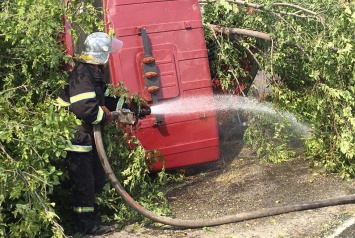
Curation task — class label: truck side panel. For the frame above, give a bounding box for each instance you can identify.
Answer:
[103,0,220,170]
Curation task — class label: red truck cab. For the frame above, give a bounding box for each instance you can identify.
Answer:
[65,0,221,171]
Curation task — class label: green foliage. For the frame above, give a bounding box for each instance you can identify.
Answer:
[243,113,297,163]
[0,0,174,237]
[0,0,78,236]
[203,1,354,176]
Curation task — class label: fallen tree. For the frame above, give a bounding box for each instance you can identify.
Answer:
[202,0,354,174]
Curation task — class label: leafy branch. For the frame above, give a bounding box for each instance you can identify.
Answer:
[0,142,66,237]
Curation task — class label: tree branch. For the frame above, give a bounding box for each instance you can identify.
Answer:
[207,23,271,41]
[272,2,317,15]
[199,0,264,9]
[17,170,67,237]
[0,84,28,95]
[199,0,318,17]
[0,142,16,163]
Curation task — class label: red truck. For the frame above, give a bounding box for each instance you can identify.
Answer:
[63,0,220,171]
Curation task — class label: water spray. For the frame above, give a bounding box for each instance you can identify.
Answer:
[150,95,311,136]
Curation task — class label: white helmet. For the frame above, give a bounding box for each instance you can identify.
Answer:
[80,32,123,65]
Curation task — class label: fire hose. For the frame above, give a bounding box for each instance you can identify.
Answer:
[93,109,355,228]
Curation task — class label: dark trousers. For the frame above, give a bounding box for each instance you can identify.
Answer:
[66,145,106,233]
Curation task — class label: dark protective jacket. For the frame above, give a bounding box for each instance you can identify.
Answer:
[57,62,125,152]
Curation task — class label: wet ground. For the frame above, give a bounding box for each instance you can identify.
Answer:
[105,136,355,238]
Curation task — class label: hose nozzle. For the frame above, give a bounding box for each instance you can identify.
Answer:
[139,107,151,117]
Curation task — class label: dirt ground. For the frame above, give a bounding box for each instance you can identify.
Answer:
[103,134,355,238]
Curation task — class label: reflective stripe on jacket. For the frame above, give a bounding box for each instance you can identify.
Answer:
[73,206,94,213]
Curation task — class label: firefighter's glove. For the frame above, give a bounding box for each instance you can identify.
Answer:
[101,106,112,126]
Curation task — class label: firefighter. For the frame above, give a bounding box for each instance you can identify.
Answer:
[57,32,125,235]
